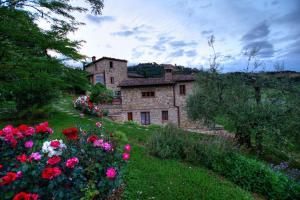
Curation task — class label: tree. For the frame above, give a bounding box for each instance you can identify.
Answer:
[0,0,104,118]
[187,35,300,154]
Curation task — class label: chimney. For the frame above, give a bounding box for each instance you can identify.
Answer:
[163,64,173,80]
[92,56,96,62]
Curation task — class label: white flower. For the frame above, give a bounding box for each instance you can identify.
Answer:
[42,140,67,157]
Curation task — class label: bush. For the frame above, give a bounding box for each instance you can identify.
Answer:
[74,96,108,117]
[0,121,131,199]
[90,83,114,104]
[147,125,300,199]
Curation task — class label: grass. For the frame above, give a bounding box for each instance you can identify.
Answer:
[0,96,256,200]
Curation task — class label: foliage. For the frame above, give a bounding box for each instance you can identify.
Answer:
[73,96,108,117]
[61,67,91,94]
[147,125,300,199]
[89,83,114,104]
[128,62,201,78]
[0,121,130,200]
[0,0,104,119]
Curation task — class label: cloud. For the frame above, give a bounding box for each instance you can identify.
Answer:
[243,41,274,58]
[151,36,174,52]
[185,50,197,57]
[135,36,149,42]
[111,25,152,37]
[201,30,213,36]
[86,14,115,24]
[241,21,270,42]
[169,40,197,48]
[169,49,185,57]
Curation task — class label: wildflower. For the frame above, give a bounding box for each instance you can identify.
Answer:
[41,167,61,179]
[13,192,38,200]
[96,122,102,128]
[42,140,66,157]
[124,144,131,152]
[65,157,79,168]
[17,154,27,163]
[87,135,98,143]
[50,140,60,148]
[93,139,104,147]
[106,167,117,179]
[30,152,42,161]
[47,156,61,165]
[103,142,112,151]
[122,153,130,161]
[62,127,79,140]
[35,122,49,133]
[16,171,22,178]
[24,140,33,148]
[0,172,17,186]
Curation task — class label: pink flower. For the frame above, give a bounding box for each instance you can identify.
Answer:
[47,127,54,134]
[103,142,112,151]
[106,167,117,179]
[96,122,102,128]
[50,140,60,148]
[30,152,41,161]
[3,125,14,134]
[122,153,130,161]
[24,140,33,148]
[93,139,104,147]
[124,144,131,152]
[16,171,22,178]
[66,157,79,168]
[80,113,84,118]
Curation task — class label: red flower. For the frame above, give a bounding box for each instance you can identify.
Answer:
[47,156,61,165]
[65,157,79,168]
[0,172,17,186]
[62,127,79,140]
[0,164,3,170]
[41,167,61,180]
[17,154,27,163]
[35,122,48,133]
[13,192,39,200]
[18,124,29,132]
[87,135,98,143]
[50,141,60,148]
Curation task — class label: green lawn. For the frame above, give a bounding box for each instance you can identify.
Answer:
[0,97,256,200]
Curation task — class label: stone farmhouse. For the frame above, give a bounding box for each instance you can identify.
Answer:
[84,56,196,128]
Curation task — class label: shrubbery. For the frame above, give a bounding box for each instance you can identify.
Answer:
[74,95,108,117]
[147,125,300,199]
[0,121,131,199]
[90,83,114,104]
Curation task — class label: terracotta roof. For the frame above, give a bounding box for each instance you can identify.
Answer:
[84,56,127,69]
[119,74,196,87]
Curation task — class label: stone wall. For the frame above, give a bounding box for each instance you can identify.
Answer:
[85,59,127,92]
[121,85,178,126]
[174,81,198,128]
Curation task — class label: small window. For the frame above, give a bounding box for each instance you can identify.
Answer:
[162,111,168,121]
[110,77,114,84]
[180,85,186,95]
[109,61,113,68]
[95,74,104,84]
[115,91,121,97]
[141,112,150,125]
[127,112,133,121]
[166,69,172,73]
[142,91,155,98]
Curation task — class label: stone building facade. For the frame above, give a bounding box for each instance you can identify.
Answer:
[84,57,196,128]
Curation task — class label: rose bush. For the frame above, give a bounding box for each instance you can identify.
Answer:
[73,96,109,117]
[0,121,130,199]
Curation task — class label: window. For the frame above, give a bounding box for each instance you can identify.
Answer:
[166,69,172,73]
[142,91,155,98]
[179,85,186,95]
[115,91,121,97]
[141,112,150,125]
[109,61,113,68]
[127,112,133,121]
[95,74,104,84]
[162,111,168,121]
[110,77,114,84]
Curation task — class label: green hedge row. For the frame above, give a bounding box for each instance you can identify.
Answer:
[147,126,300,199]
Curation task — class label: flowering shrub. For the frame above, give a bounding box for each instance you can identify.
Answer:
[73,95,109,117]
[0,121,130,199]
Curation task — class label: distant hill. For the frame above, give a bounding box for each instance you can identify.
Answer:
[128,62,201,78]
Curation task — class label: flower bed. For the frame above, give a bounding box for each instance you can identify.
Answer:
[0,121,130,199]
[74,95,109,117]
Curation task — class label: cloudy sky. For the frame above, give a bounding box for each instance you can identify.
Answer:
[64,0,299,72]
